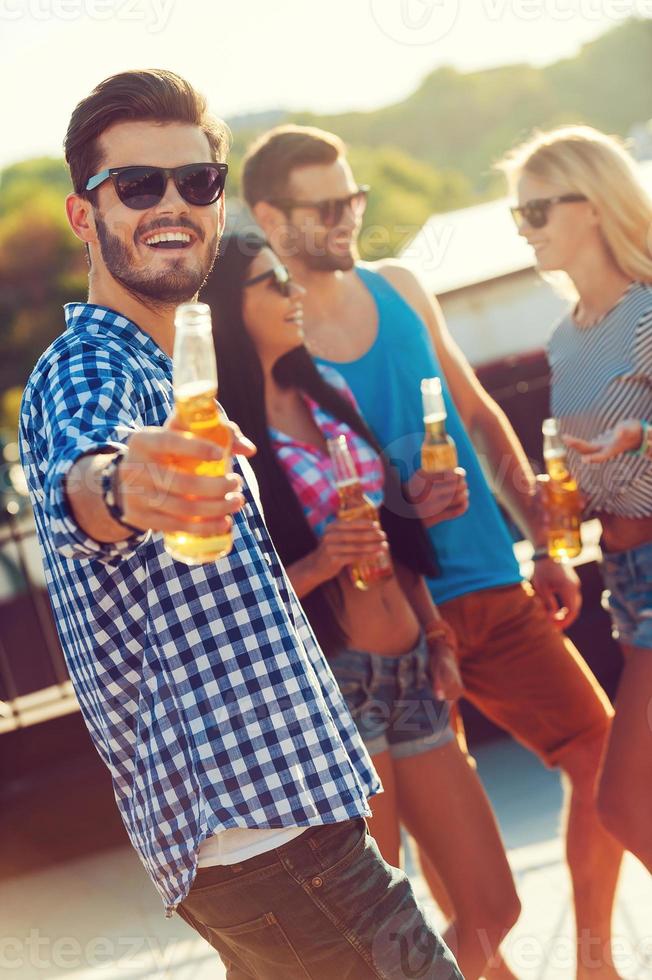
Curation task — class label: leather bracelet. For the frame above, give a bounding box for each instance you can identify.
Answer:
[531,546,550,562]
[100,452,141,535]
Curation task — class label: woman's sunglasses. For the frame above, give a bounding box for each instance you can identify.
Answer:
[510,193,587,229]
[267,186,369,227]
[243,264,293,297]
[85,163,229,210]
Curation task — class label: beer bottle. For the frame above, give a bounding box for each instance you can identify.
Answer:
[421,377,458,472]
[163,302,233,564]
[542,417,582,560]
[327,434,393,590]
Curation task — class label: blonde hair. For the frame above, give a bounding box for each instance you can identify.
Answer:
[497,125,652,287]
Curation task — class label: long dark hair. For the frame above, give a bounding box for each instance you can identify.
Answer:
[200,234,438,655]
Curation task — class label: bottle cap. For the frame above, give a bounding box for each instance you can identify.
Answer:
[542,417,560,437]
[175,302,212,333]
[327,434,358,485]
[421,377,446,420]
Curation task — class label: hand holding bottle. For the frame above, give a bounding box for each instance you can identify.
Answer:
[112,427,246,538]
[327,434,394,590]
[311,518,389,584]
[406,467,469,526]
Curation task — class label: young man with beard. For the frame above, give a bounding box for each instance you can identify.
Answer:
[18,73,461,980]
[241,125,623,980]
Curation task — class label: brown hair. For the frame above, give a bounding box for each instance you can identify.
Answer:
[241,124,345,207]
[64,69,230,196]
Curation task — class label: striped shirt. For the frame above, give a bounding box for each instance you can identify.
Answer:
[270,364,384,536]
[548,282,652,517]
[18,303,379,917]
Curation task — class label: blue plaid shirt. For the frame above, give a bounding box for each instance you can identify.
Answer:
[19,303,379,916]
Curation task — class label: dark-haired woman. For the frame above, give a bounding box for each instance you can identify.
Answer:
[200,236,520,979]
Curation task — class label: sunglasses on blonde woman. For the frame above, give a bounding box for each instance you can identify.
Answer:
[510,193,587,229]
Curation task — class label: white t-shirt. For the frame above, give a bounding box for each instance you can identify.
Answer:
[198,826,307,868]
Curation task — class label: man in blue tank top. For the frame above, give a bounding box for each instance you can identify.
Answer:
[242,125,623,979]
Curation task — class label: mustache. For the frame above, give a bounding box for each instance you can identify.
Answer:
[137,216,205,241]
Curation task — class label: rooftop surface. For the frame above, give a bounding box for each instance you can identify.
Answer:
[3,735,650,979]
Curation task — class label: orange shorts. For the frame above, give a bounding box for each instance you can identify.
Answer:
[440,581,614,768]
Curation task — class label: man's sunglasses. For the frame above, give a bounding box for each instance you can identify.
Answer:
[85,163,229,210]
[243,264,293,297]
[510,193,587,229]
[267,185,370,227]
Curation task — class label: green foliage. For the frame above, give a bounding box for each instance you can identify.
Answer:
[0,387,22,436]
[346,145,471,259]
[0,159,85,417]
[293,19,652,194]
[0,157,71,217]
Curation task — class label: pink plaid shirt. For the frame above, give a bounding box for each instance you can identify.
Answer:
[270,365,385,536]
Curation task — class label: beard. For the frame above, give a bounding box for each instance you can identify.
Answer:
[302,248,355,272]
[94,212,219,306]
[291,225,357,272]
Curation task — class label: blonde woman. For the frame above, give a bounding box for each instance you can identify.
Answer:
[500,126,652,879]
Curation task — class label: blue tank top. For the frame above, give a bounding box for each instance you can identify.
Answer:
[314,266,521,604]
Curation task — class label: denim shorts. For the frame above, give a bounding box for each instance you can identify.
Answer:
[330,632,455,759]
[601,539,652,650]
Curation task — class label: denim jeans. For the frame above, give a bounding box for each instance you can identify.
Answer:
[177,817,461,979]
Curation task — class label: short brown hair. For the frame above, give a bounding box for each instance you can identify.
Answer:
[64,69,230,196]
[241,125,345,208]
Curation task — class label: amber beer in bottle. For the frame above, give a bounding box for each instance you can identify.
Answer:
[327,434,393,590]
[163,302,233,564]
[421,377,458,472]
[542,417,582,560]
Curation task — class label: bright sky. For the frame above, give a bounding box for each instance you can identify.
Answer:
[1,0,651,169]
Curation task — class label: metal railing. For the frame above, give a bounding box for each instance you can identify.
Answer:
[0,507,79,733]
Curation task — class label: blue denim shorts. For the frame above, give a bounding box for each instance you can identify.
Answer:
[601,539,652,650]
[330,632,455,759]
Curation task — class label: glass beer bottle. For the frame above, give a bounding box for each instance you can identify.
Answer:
[542,417,582,560]
[421,377,458,472]
[327,434,393,590]
[163,302,233,565]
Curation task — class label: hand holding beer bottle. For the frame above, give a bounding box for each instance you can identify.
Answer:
[93,305,253,550]
[327,434,393,590]
[541,417,582,560]
[421,377,458,472]
[406,377,469,526]
[163,303,235,564]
